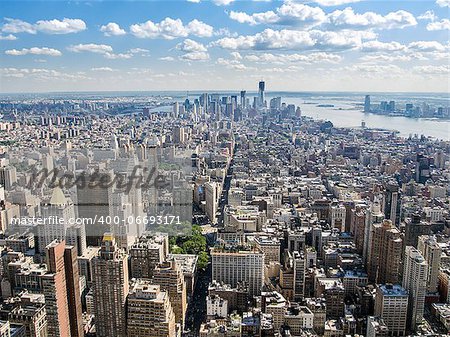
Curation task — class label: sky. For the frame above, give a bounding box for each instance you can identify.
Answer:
[0,0,449,93]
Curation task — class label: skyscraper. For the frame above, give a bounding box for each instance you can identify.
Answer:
[127,280,177,337]
[418,235,442,293]
[374,284,408,336]
[367,219,403,284]
[152,260,187,330]
[64,245,84,337]
[92,234,129,337]
[42,240,71,337]
[403,246,427,331]
[258,81,265,108]
[364,95,371,112]
[240,90,246,108]
[38,187,75,254]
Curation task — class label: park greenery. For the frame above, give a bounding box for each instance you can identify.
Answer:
[169,225,209,270]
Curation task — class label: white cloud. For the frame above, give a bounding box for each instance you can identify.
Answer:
[213,28,375,51]
[315,0,360,6]
[5,47,62,56]
[345,63,403,74]
[229,2,416,30]
[177,39,209,60]
[0,34,17,40]
[180,51,210,60]
[245,52,342,64]
[104,52,133,59]
[176,39,207,52]
[213,0,235,6]
[67,44,148,59]
[436,0,450,8]
[230,3,326,26]
[360,40,405,52]
[408,41,446,52]
[1,18,86,34]
[327,7,417,30]
[187,0,201,2]
[359,54,419,63]
[130,18,213,39]
[2,18,37,34]
[34,18,86,34]
[91,67,117,72]
[417,10,437,21]
[68,43,114,54]
[217,58,252,71]
[186,19,214,37]
[427,19,450,31]
[100,22,126,36]
[0,68,91,81]
[413,65,450,74]
[159,56,175,61]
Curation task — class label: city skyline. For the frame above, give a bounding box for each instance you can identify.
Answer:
[0,0,449,93]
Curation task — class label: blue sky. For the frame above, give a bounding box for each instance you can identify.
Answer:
[0,0,449,93]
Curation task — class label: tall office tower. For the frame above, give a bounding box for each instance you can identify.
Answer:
[0,165,17,190]
[200,93,208,112]
[293,251,305,301]
[383,182,400,225]
[240,90,246,108]
[205,182,218,224]
[374,284,408,337]
[42,240,70,337]
[404,214,430,248]
[330,204,346,232]
[152,261,187,329]
[367,220,403,284]
[77,171,113,246]
[352,205,367,255]
[38,187,75,254]
[172,102,179,118]
[127,280,177,337]
[92,234,129,337]
[211,246,264,296]
[173,126,185,144]
[417,235,442,293]
[130,233,168,279]
[364,95,371,112]
[65,223,87,256]
[258,81,265,107]
[402,246,427,331]
[64,245,83,337]
[109,191,134,250]
[363,199,384,265]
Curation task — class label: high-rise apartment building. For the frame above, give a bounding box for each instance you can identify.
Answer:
[152,260,187,330]
[211,246,264,296]
[418,235,442,293]
[92,234,129,337]
[42,240,71,337]
[402,246,427,331]
[38,188,75,254]
[130,233,168,279]
[64,245,83,337]
[374,284,408,336]
[127,280,176,337]
[367,220,403,284]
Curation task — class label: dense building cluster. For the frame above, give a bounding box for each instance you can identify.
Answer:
[0,82,449,337]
